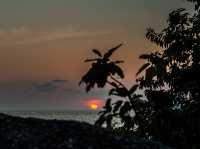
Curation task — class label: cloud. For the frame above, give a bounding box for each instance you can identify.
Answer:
[0,27,113,46]
[30,79,108,101]
[52,80,68,83]
[32,82,57,93]
[0,79,109,110]
[32,79,68,93]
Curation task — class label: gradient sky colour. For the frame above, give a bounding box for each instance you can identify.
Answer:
[0,0,193,110]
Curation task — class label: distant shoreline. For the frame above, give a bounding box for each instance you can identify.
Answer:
[0,110,99,124]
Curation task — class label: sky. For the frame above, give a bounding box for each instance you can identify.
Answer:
[0,0,193,110]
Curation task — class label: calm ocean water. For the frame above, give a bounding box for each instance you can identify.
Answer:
[2,110,99,124]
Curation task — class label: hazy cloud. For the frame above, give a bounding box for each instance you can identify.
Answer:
[30,79,108,100]
[52,80,68,83]
[32,82,57,93]
[0,27,113,46]
[32,80,68,93]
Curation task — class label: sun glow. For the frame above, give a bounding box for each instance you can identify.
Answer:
[86,99,102,110]
[90,104,98,110]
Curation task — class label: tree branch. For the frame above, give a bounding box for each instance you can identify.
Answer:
[110,76,127,89]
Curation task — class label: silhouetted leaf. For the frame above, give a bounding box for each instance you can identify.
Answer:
[92,49,102,57]
[129,84,139,94]
[112,100,123,113]
[95,115,106,127]
[136,63,150,76]
[139,54,151,59]
[113,60,124,64]
[84,59,99,62]
[119,101,131,117]
[109,88,116,96]
[110,82,118,88]
[116,88,129,97]
[145,66,156,81]
[103,44,123,60]
[109,63,124,78]
[132,94,143,100]
[105,114,113,128]
[103,98,112,112]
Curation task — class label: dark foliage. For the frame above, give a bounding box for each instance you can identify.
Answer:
[136,0,200,148]
[79,44,124,92]
[80,44,146,132]
[80,0,200,149]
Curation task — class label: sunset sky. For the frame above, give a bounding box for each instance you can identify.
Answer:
[0,0,192,110]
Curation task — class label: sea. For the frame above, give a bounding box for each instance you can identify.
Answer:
[2,110,99,124]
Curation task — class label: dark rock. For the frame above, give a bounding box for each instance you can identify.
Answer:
[0,113,172,149]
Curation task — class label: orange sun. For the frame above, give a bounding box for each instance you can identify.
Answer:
[90,104,98,110]
[86,99,103,110]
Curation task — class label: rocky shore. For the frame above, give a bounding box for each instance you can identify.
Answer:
[0,113,171,149]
